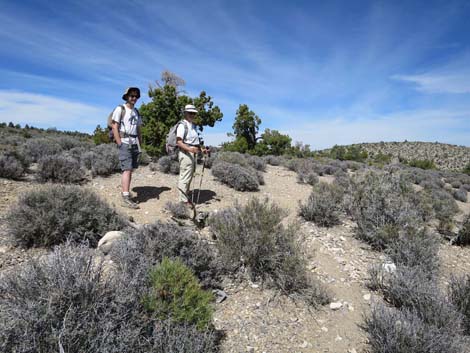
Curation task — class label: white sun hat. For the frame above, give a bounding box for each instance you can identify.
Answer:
[184,104,198,113]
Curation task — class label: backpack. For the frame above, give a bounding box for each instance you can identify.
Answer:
[166,120,188,154]
[106,105,141,142]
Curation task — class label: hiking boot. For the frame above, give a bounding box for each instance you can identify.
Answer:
[122,194,140,209]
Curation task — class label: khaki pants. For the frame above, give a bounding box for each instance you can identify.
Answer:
[178,151,196,202]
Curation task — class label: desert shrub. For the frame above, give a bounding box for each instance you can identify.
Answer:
[374,266,463,331]
[23,138,63,162]
[263,155,283,166]
[296,169,319,185]
[455,215,470,246]
[0,242,219,353]
[451,180,462,188]
[36,154,85,183]
[110,222,221,289]
[425,188,459,233]
[351,171,428,249]
[211,160,259,191]
[144,258,214,330]
[299,182,343,227]
[157,156,180,175]
[453,186,468,202]
[151,320,220,353]
[386,228,440,275]
[5,185,127,247]
[54,135,88,150]
[81,144,120,176]
[208,198,330,306]
[246,154,266,171]
[217,151,266,171]
[0,154,24,180]
[363,304,466,353]
[449,275,470,335]
[139,149,151,165]
[63,146,88,161]
[165,201,189,219]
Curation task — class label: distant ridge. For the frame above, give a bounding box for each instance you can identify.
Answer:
[322,141,470,171]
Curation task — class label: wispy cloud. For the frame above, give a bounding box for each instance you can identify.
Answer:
[0,90,106,131]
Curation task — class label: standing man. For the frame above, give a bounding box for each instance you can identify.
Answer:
[112,87,142,209]
[176,104,208,204]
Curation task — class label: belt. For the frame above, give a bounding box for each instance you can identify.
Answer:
[119,132,138,138]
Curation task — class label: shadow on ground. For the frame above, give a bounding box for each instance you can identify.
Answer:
[132,186,171,203]
[188,189,218,204]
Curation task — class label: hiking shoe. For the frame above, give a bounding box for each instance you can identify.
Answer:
[122,195,140,209]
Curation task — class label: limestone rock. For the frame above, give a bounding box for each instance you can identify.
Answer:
[98,231,126,255]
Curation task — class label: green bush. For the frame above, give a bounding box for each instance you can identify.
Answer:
[144,258,214,330]
[5,185,127,247]
[407,159,436,170]
[299,182,343,226]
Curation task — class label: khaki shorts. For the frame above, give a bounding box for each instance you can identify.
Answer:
[118,143,139,171]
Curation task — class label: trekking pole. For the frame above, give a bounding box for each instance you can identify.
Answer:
[196,154,207,205]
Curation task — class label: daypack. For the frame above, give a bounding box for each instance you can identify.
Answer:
[166,120,188,154]
[106,105,141,142]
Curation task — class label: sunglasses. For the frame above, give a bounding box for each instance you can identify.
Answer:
[129,95,139,99]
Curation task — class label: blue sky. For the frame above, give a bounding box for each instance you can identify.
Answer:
[1,0,469,148]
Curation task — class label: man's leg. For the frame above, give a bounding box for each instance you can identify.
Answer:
[118,144,139,209]
[178,152,195,202]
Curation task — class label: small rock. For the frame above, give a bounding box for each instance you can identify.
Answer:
[335,335,343,341]
[246,346,255,353]
[251,283,259,289]
[321,326,329,332]
[299,341,309,348]
[348,349,358,353]
[98,231,126,255]
[363,293,371,301]
[329,302,343,310]
[213,289,228,304]
[382,262,397,273]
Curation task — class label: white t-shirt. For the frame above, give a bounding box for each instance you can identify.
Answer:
[112,105,142,145]
[176,120,199,146]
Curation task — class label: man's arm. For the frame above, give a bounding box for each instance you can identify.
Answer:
[112,122,122,146]
[177,138,199,154]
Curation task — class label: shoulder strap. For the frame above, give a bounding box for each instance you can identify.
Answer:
[116,105,125,124]
[179,120,189,141]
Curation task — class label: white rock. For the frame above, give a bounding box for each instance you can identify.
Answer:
[363,293,371,301]
[348,349,358,353]
[321,326,329,332]
[382,262,397,273]
[98,231,126,255]
[335,335,343,341]
[329,302,343,310]
[0,246,9,254]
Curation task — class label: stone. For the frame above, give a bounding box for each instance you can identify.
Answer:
[329,302,343,310]
[98,231,126,255]
[321,326,329,332]
[382,262,397,273]
[363,293,371,301]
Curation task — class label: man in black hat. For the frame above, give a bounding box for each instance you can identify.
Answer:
[111,87,142,209]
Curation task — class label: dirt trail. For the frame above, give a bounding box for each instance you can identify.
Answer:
[1,164,469,353]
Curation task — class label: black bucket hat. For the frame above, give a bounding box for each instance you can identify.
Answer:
[122,87,141,100]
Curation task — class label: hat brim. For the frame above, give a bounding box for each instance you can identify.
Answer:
[184,109,198,113]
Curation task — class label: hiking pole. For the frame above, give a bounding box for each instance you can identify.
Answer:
[196,154,207,205]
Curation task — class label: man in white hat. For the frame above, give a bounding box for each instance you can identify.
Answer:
[176,104,207,203]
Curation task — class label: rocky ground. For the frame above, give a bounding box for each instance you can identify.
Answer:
[1,164,470,353]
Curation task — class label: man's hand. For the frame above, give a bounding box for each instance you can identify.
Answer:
[188,146,200,154]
